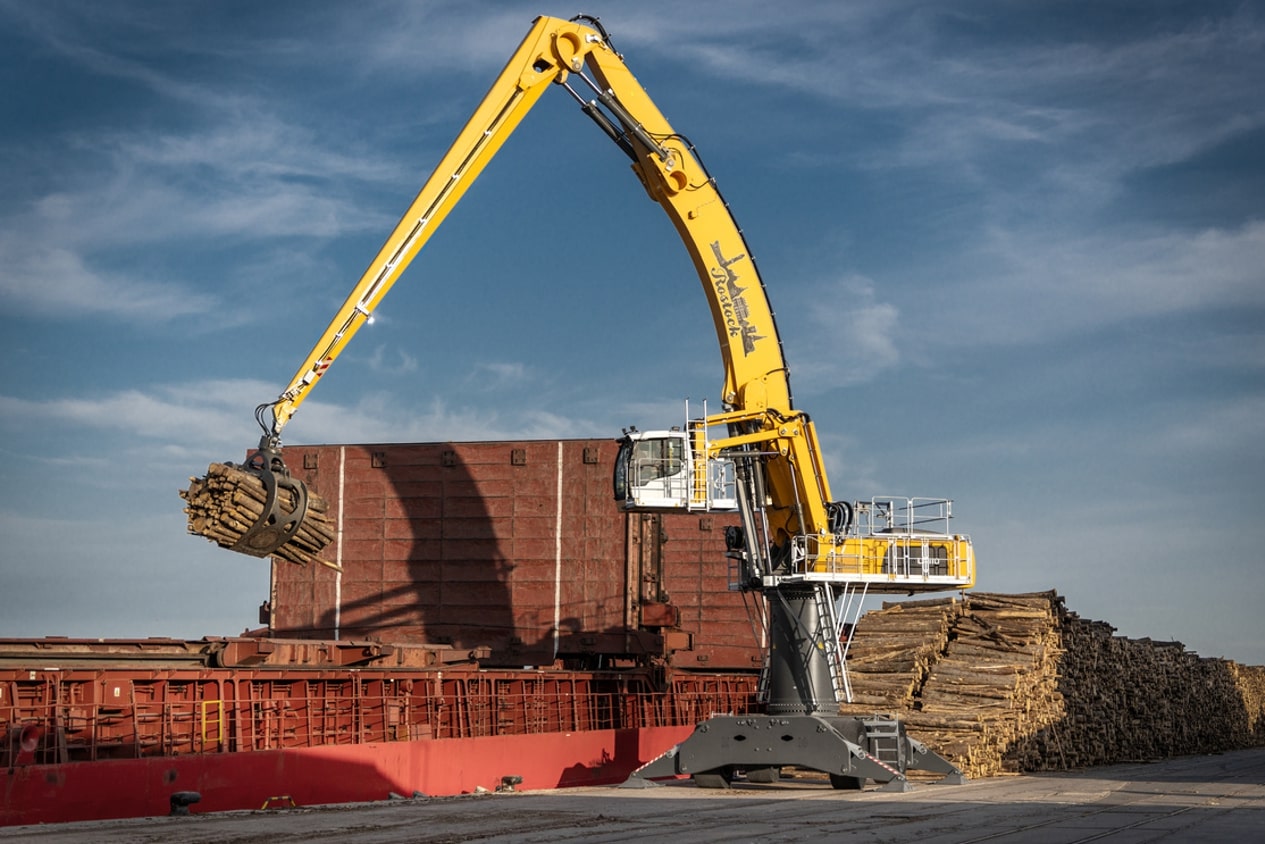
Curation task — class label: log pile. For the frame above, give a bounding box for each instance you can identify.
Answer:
[840,590,1265,778]
[1232,663,1265,744]
[1023,612,1261,769]
[180,462,338,570]
[841,596,960,709]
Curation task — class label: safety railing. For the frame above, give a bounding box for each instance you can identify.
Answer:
[1,669,758,766]
[785,497,974,587]
[854,497,957,537]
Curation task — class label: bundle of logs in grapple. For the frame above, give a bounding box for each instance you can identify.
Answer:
[180,462,339,570]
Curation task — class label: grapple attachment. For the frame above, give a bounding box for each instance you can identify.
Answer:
[228,438,310,557]
[182,435,336,568]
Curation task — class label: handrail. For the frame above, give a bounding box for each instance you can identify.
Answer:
[1,674,758,765]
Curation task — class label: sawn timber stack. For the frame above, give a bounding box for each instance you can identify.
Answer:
[180,461,338,569]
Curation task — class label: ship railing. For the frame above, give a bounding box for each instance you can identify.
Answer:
[1,670,759,765]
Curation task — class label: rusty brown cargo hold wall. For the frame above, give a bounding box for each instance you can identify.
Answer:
[269,440,763,672]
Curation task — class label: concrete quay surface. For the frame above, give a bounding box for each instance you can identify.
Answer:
[6,747,1263,843]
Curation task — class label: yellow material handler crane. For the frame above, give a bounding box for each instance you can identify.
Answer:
[204,14,974,790]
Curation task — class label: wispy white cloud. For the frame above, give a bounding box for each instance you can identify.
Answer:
[937,219,1265,347]
[629,3,1264,216]
[348,5,545,77]
[0,381,263,449]
[285,392,603,445]
[0,123,388,321]
[943,389,1265,470]
[0,377,613,466]
[462,361,531,392]
[42,116,401,244]
[0,1,244,110]
[0,235,216,318]
[0,5,413,324]
[112,118,403,185]
[788,274,902,388]
[367,344,420,376]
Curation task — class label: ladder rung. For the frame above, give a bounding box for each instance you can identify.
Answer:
[811,585,847,703]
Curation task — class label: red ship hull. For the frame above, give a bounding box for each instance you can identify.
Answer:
[2,725,692,826]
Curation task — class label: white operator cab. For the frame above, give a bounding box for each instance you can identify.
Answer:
[614,430,737,513]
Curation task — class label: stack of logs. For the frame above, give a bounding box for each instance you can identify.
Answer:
[180,462,338,570]
[840,590,1265,778]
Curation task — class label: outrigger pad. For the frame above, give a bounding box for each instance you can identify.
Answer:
[618,776,664,789]
[878,778,916,793]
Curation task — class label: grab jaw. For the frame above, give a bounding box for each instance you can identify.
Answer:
[229,437,310,557]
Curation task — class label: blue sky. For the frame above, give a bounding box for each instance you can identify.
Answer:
[1,1,1262,664]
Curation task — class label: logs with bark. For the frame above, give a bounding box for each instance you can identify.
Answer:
[840,590,1265,778]
[180,462,339,570]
